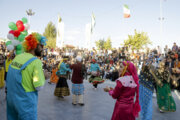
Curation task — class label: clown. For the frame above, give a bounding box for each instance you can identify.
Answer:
[104,61,141,120]
[6,33,47,120]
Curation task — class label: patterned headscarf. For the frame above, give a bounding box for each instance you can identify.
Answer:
[58,56,69,69]
[92,59,96,63]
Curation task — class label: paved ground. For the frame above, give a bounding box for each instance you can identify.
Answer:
[0,79,180,120]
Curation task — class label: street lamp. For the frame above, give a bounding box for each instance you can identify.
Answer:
[26,9,35,24]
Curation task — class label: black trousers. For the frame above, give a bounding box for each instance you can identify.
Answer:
[93,84,98,88]
[91,75,98,88]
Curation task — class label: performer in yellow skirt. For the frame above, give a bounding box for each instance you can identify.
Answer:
[0,54,5,88]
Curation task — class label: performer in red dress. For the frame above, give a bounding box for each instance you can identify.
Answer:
[104,61,140,120]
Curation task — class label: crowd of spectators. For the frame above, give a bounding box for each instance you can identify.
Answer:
[0,41,180,83]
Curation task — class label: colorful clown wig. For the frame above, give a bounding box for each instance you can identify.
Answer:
[23,32,47,52]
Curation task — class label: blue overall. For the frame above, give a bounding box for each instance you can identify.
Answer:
[6,57,38,120]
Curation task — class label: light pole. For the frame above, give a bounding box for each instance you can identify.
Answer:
[159,0,165,47]
[26,9,35,25]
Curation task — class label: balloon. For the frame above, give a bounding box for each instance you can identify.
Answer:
[16,20,23,26]
[9,30,14,34]
[7,33,14,40]
[22,17,28,24]
[16,50,22,55]
[21,31,28,36]
[14,37,18,40]
[13,30,21,37]
[18,34,26,42]
[24,23,30,30]
[7,45,14,51]
[17,24,25,32]
[8,22,17,30]
[6,41,12,46]
[16,44,22,50]
[11,40,20,46]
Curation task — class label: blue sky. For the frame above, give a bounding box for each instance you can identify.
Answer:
[0,0,180,49]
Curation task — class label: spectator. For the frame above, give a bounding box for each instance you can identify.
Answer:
[172,42,178,52]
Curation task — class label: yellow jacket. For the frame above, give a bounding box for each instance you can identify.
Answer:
[5,59,12,72]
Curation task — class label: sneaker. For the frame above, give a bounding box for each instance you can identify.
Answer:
[72,103,77,105]
[78,103,84,106]
[58,96,64,99]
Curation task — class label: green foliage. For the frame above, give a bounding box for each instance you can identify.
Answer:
[104,37,112,50]
[95,39,105,50]
[95,37,112,50]
[123,29,152,50]
[43,21,57,48]
[46,37,56,49]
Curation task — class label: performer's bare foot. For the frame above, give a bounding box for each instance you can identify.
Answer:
[159,109,164,113]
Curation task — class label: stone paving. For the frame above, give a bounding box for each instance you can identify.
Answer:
[0,79,180,120]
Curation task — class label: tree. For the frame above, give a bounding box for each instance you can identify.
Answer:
[46,37,56,49]
[104,37,112,50]
[95,39,105,50]
[123,29,152,50]
[43,22,57,48]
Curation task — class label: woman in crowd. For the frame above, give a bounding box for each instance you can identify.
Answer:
[49,63,59,84]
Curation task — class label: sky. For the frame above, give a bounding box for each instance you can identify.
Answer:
[0,0,180,49]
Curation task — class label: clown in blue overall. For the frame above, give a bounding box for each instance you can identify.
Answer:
[6,33,47,120]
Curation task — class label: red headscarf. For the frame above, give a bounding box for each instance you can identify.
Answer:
[92,59,96,63]
[122,61,141,118]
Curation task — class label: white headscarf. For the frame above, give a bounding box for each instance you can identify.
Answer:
[76,56,82,62]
